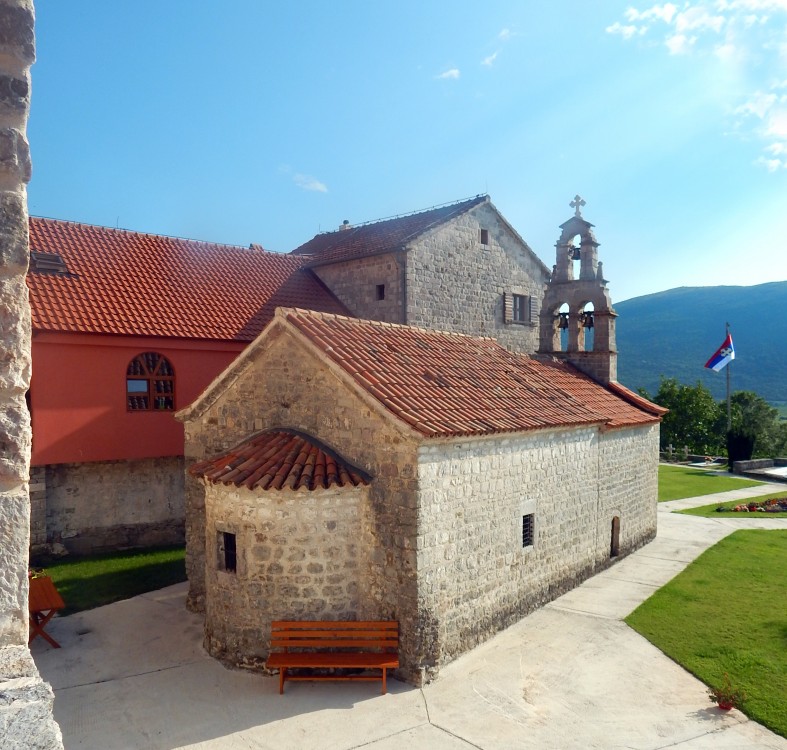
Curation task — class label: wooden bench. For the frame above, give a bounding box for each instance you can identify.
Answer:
[28,575,65,649]
[266,620,399,695]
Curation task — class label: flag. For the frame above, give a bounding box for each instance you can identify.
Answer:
[704,333,735,372]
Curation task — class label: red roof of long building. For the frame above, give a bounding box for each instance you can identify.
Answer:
[189,429,370,491]
[27,217,347,341]
[291,195,489,265]
[279,309,662,437]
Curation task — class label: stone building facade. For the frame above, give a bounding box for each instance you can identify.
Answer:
[0,1,63,745]
[294,195,551,354]
[179,307,663,683]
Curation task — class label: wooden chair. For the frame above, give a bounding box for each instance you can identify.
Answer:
[28,575,65,648]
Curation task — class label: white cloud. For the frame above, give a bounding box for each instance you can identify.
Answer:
[608,1,787,168]
[499,28,512,41]
[605,21,643,39]
[437,68,460,80]
[293,173,327,193]
[735,91,777,117]
[625,4,678,23]
[755,155,786,170]
[666,32,697,53]
[482,51,499,66]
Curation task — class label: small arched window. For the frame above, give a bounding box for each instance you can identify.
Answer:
[126,352,175,411]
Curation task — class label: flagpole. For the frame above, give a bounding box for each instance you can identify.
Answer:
[726,321,731,432]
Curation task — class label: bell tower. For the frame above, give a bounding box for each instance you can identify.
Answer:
[538,196,617,383]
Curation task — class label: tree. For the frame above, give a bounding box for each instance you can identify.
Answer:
[644,378,725,455]
[727,391,783,458]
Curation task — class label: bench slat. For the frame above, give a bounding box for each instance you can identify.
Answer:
[272,620,395,629]
[271,639,397,650]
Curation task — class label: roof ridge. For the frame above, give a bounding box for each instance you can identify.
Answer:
[29,215,276,255]
[278,306,500,342]
[310,194,488,237]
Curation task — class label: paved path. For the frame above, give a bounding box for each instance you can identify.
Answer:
[32,493,787,750]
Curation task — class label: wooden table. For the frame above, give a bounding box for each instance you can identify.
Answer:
[28,575,65,648]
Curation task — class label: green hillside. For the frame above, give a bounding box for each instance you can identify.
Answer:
[614,281,787,405]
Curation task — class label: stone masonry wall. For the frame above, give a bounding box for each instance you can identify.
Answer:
[183,327,425,678]
[38,457,185,556]
[203,481,372,666]
[416,422,658,675]
[0,1,63,745]
[407,202,549,353]
[312,252,404,323]
[597,424,659,556]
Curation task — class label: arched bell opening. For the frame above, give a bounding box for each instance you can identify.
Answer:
[568,234,582,281]
[556,302,570,352]
[579,301,595,352]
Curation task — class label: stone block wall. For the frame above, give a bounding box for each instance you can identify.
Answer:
[311,252,404,323]
[203,481,372,666]
[182,327,424,676]
[36,457,185,556]
[416,422,658,675]
[0,1,63,745]
[597,424,659,558]
[406,202,548,353]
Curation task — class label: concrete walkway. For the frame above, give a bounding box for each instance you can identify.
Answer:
[32,491,787,749]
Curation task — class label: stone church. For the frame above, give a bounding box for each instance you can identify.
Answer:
[177,197,664,683]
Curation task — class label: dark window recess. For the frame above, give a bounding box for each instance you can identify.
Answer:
[522,514,535,548]
[221,532,237,573]
[512,294,529,323]
[376,284,386,301]
[480,228,490,245]
[126,352,175,411]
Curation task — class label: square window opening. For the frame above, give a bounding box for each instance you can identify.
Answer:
[376,284,386,301]
[522,514,534,548]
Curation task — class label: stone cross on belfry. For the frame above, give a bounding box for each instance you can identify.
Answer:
[570,194,586,217]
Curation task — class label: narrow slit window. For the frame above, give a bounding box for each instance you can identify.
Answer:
[376,284,386,301]
[522,514,534,548]
[480,228,489,245]
[220,531,237,573]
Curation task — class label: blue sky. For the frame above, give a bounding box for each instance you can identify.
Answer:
[28,1,787,302]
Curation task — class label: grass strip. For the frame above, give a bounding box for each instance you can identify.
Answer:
[658,464,763,502]
[626,530,787,738]
[32,545,186,616]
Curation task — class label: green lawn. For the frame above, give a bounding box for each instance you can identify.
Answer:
[679,491,787,518]
[32,545,186,616]
[658,464,763,502]
[626,530,787,737]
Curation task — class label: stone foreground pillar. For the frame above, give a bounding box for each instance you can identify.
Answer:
[0,1,63,747]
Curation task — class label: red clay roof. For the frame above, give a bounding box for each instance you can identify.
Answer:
[291,195,489,265]
[281,309,661,437]
[27,217,347,341]
[189,429,370,491]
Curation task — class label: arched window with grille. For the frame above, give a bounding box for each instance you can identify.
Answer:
[126,352,175,411]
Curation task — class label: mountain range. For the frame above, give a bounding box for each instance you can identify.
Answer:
[614,281,786,405]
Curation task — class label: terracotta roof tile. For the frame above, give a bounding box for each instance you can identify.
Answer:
[189,429,370,491]
[291,195,488,265]
[27,217,348,340]
[281,309,661,438]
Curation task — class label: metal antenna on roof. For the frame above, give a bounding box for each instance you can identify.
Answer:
[116,216,119,229]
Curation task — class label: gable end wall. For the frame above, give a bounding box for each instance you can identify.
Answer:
[406,204,548,353]
[184,330,427,676]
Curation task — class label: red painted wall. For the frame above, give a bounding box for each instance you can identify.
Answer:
[31,333,246,466]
